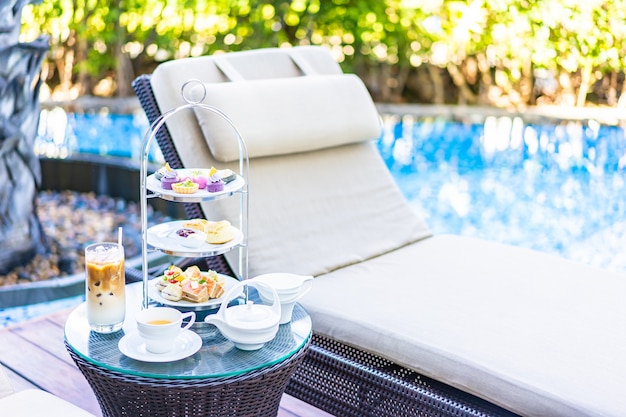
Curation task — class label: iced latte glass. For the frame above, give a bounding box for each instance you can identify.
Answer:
[85,242,126,333]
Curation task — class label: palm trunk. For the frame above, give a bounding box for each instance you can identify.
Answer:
[0,0,49,273]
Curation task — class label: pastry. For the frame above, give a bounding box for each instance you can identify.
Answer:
[184,265,202,280]
[206,167,225,193]
[161,282,183,301]
[182,280,209,303]
[155,276,169,291]
[205,270,225,298]
[154,162,173,180]
[205,220,235,244]
[217,169,236,183]
[172,179,199,194]
[191,171,208,189]
[164,265,184,281]
[160,170,179,190]
[183,219,210,233]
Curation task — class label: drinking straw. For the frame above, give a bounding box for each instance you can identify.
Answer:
[118,227,123,247]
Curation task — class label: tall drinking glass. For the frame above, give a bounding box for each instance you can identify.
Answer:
[85,242,126,333]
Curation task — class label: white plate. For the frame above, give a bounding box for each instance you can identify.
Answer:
[149,274,240,309]
[118,330,202,362]
[147,221,243,255]
[147,168,244,199]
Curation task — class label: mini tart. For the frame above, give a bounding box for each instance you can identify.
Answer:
[171,179,199,194]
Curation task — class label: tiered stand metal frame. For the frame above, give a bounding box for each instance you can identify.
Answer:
[139,80,249,309]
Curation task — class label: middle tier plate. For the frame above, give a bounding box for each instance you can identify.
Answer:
[147,220,244,256]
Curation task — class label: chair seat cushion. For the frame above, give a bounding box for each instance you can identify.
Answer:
[214,141,431,278]
[0,389,96,416]
[300,234,626,417]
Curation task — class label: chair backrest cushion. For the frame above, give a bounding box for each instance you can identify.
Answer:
[195,74,382,162]
[150,46,431,277]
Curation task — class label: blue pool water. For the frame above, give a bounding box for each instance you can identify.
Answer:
[4,109,625,327]
[378,114,626,272]
[36,108,159,160]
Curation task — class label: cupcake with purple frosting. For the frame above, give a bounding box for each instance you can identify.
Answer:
[160,170,179,190]
[206,167,225,193]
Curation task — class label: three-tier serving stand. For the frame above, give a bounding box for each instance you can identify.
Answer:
[138,80,249,310]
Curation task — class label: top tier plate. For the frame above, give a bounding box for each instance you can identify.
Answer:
[147,168,245,202]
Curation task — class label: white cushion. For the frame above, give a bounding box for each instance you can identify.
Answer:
[0,366,13,399]
[209,141,431,278]
[150,46,345,175]
[194,74,382,162]
[0,389,96,416]
[301,234,626,417]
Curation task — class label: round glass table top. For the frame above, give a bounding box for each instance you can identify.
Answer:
[64,282,312,379]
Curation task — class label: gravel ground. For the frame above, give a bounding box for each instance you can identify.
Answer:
[0,190,169,287]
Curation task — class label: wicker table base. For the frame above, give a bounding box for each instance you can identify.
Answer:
[67,338,309,417]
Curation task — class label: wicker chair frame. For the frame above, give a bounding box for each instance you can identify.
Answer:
[66,338,309,417]
[131,74,519,417]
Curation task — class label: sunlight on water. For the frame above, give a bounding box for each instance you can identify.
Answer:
[379,113,626,273]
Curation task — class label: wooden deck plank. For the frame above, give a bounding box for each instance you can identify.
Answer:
[0,308,333,417]
[0,327,102,416]
[10,316,72,364]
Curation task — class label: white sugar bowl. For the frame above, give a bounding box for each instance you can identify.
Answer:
[251,273,313,324]
[204,281,280,350]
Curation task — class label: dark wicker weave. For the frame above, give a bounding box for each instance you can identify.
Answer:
[66,338,309,417]
[131,74,520,417]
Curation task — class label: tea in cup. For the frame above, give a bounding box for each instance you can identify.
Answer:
[85,242,126,333]
[135,307,196,353]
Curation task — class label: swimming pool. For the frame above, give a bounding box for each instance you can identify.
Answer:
[379,113,626,273]
[3,108,625,327]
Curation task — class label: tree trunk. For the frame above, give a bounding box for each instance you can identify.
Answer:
[446,62,477,105]
[0,0,49,273]
[577,59,593,107]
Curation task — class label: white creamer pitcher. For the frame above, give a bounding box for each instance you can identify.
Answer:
[251,273,313,324]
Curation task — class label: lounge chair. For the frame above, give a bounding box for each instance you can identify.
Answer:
[132,46,626,417]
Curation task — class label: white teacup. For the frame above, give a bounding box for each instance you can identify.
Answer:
[135,307,195,354]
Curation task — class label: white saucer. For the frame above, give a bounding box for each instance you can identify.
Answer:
[118,330,202,362]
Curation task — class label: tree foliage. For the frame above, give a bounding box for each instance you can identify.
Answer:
[20,0,626,107]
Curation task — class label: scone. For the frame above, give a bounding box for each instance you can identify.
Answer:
[205,220,235,244]
[183,219,210,233]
